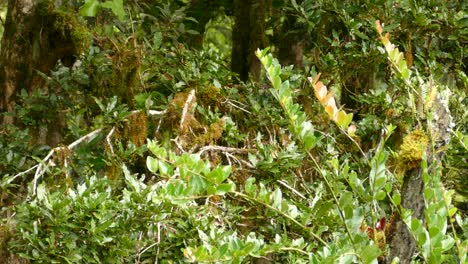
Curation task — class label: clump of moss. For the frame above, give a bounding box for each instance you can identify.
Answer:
[37,1,91,54]
[398,129,429,170]
[54,10,91,54]
[122,111,148,147]
[198,85,222,107]
[194,119,225,146]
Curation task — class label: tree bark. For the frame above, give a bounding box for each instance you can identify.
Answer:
[0,0,86,145]
[231,0,267,82]
[277,13,304,69]
[386,166,425,263]
[0,0,36,125]
[185,0,232,49]
[386,94,453,263]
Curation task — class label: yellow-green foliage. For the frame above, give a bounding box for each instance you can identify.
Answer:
[198,85,222,107]
[398,129,429,170]
[194,119,225,145]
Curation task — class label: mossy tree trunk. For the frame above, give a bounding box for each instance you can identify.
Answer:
[0,0,86,145]
[231,0,267,82]
[0,0,37,125]
[385,96,453,263]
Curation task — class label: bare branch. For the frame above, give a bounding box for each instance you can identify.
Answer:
[180,89,196,132]
[198,145,256,155]
[106,127,116,155]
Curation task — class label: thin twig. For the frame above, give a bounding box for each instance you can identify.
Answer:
[148,109,167,116]
[8,165,39,183]
[277,180,307,200]
[223,99,251,114]
[180,89,196,132]
[69,128,103,150]
[28,128,103,195]
[106,127,116,155]
[198,145,256,155]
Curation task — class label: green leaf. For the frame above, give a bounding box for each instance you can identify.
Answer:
[448,207,457,217]
[302,132,317,151]
[401,65,411,80]
[374,175,386,190]
[216,183,234,195]
[393,192,401,205]
[36,184,48,203]
[411,218,421,232]
[245,177,256,194]
[206,185,216,195]
[272,188,282,209]
[189,175,206,194]
[440,237,455,251]
[146,156,158,173]
[273,75,282,89]
[158,160,172,176]
[80,0,100,17]
[207,166,231,184]
[375,189,386,200]
[153,32,162,49]
[359,244,381,264]
[339,191,353,209]
[101,0,126,21]
[336,111,353,129]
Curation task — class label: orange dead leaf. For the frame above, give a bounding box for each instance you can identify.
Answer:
[375,20,383,34]
[325,97,337,110]
[312,73,321,85]
[314,81,328,101]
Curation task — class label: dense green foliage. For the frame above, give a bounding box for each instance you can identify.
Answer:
[0,0,466,263]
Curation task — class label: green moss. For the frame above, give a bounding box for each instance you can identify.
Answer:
[37,1,91,54]
[398,129,429,170]
[53,10,91,54]
[194,119,225,145]
[198,85,222,107]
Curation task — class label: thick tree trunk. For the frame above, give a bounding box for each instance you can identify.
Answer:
[386,166,425,263]
[0,0,36,125]
[0,0,85,145]
[278,14,304,69]
[231,0,267,82]
[185,0,232,49]
[386,95,453,263]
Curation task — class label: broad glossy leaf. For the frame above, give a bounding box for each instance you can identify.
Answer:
[336,110,353,129]
[158,160,172,176]
[146,156,158,173]
[216,183,234,195]
[101,0,126,21]
[80,0,100,17]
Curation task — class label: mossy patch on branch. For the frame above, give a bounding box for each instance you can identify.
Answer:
[398,129,429,171]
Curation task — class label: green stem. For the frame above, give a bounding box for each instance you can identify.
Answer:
[307,152,357,250]
[233,191,328,247]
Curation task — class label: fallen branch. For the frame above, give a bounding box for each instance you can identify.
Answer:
[9,128,105,195]
[9,107,168,194]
